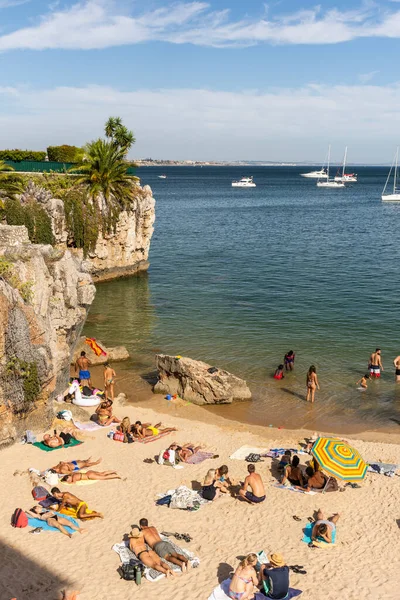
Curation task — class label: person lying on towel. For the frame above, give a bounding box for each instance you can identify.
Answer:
[50,488,103,520]
[139,518,190,572]
[26,506,87,538]
[51,457,102,474]
[61,470,121,483]
[311,509,340,544]
[43,430,80,449]
[132,421,177,439]
[128,526,177,578]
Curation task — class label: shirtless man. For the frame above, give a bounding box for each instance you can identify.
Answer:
[369,348,384,378]
[128,526,177,578]
[394,355,400,382]
[51,488,103,520]
[75,351,92,386]
[26,506,86,538]
[51,458,102,475]
[305,466,326,491]
[61,470,121,483]
[139,518,189,572]
[238,464,266,504]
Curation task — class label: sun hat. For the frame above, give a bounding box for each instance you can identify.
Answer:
[269,553,285,568]
[128,527,141,539]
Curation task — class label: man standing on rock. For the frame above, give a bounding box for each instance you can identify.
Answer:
[75,351,92,387]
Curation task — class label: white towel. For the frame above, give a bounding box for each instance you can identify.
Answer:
[229,446,268,460]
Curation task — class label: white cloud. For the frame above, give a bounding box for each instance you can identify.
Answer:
[0,82,399,162]
[0,0,30,8]
[0,1,400,50]
[358,70,379,83]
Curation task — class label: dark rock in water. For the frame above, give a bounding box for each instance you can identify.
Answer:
[154,354,252,406]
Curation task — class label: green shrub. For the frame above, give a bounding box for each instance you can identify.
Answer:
[47,145,81,163]
[4,198,54,245]
[6,357,41,405]
[63,189,100,257]
[0,149,46,162]
[0,257,34,303]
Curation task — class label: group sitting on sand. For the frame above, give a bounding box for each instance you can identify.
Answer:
[229,552,290,600]
[278,451,338,492]
[201,464,266,504]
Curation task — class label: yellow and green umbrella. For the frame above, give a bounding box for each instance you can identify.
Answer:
[311,437,368,482]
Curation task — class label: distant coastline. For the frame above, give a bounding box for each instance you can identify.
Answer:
[135,159,389,167]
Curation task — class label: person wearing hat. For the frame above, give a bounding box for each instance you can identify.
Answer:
[128,526,176,578]
[259,553,290,599]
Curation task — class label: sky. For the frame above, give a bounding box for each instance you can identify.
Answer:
[0,0,400,162]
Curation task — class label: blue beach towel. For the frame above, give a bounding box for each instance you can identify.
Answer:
[302,522,336,545]
[28,512,79,534]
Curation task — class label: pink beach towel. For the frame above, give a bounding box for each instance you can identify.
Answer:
[186,451,215,464]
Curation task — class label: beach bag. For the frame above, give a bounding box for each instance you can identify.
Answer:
[32,486,49,502]
[44,471,59,486]
[245,453,262,463]
[11,508,28,528]
[57,410,73,421]
[25,430,36,444]
[121,563,136,580]
[113,431,124,442]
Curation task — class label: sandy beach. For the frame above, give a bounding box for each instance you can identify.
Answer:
[1,389,400,600]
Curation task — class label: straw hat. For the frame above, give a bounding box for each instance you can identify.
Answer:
[269,553,285,568]
[128,527,141,539]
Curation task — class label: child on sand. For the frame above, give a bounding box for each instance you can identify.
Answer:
[356,374,370,389]
[273,364,285,380]
[103,363,116,401]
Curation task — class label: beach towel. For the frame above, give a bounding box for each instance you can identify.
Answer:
[60,471,97,486]
[59,501,96,519]
[72,419,112,432]
[33,438,83,452]
[157,485,209,510]
[208,579,302,600]
[136,431,173,444]
[302,522,337,547]
[112,536,199,582]
[274,484,316,495]
[186,451,215,464]
[267,448,308,458]
[28,512,79,534]
[229,446,268,460]
[367,462,399,477]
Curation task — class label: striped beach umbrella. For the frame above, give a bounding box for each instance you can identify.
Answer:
[311,437,368,482]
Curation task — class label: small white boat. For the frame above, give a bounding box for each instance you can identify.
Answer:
[317,145,345,188]
[301,168,328,179]
[232,176,256,188]
[334,147,357,182]
[382,147,400,202]
[158,174,167,179]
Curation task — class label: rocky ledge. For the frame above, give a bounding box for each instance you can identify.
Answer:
[154,354,252,405]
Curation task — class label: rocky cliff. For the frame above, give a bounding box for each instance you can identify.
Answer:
[0,224,95,444]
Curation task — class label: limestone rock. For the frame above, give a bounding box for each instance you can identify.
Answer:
[72,336,130,365]
[154,354,252,406]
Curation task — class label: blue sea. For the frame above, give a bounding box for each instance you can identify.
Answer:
[84,166,400,433]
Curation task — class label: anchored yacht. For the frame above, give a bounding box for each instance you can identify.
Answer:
[232,176,256,188]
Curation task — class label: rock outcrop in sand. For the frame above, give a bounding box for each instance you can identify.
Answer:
[0,224,95,444]
[154,354,252,405]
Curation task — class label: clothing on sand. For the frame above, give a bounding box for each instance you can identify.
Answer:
[229,446,268,460]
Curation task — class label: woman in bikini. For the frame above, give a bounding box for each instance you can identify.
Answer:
[132,421,177,439]
[95,400,121,426]
[281,455,304,487]
[61,470,121,483]
[26,506,86,538]
[103,363,116,401]
[306,365,320,403]
[229,554,258,600]
[128,527,176,578]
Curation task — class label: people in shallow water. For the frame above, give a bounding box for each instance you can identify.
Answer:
[306,365,319,403]
[393,354,400,383]
[284,350,295,371]
[273,365,285,380]
[356,374,370,389]
[368,348,384,378]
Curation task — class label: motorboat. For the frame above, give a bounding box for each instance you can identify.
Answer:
[382,147,400,201]
[158,174,167,179]
[232,176,256,188]
[334,147,357,182]
[301,168,327,179]
[317,145,345,188]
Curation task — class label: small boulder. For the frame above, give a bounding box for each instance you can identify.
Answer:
[154,354,252,405]
[71,336,130,365]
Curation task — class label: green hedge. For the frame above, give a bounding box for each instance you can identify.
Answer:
[0,149,46,162]
[47,145,81,162]
[3,198,55,245]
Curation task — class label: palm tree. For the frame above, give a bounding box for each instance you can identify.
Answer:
[73,139,138,208]
[0,161,24,197]
[104,117,135,154]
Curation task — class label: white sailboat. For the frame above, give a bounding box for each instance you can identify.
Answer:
[382,148,400,202]
[317,145,345,188]
[334,147,357,182]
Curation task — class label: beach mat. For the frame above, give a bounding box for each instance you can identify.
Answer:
[302,522,337,547]
[186,451,215,464]
[274,483,316,495]
[136,431,173,444]
[28,512,79,534]
[33,438,83,452]
[72,419,112,431]
[229,446,268,460]
[60,470,97,486]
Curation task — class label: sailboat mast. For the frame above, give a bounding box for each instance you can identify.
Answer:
[342,146,347,178]
[327,145,331,180]
[394,147,398,194]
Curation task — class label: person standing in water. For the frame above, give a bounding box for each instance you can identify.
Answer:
[306,365,319,403]
[393,355,400,383]
[103,362,116,401]
[284,350,295,371]
[368,348,383,378]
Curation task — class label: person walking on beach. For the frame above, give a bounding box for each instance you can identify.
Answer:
[139,518,190,572]
[368,348,383,378]
[306,365,319,403]
[238,464,266,504]
[103,362,116,401]
[394,355,400,382]
[75,351,92,387]
[284,350,295,371]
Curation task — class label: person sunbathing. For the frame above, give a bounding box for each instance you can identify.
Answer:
[238,464,266,504]
[139,518,189,572]
[26,506,87,538]
[311,509,340,544]
[132,421,177,439]
[177,443,203,462]
[229,554,258,600]
[51,488,103,520]
[43,430,79,448]
[51,458,102,475]
[281,455,304,487]
[61,470,121,483]
[128,526,177,578]
[95,400,121,426]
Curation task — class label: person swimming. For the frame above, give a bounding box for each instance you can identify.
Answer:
[284,350,295,371]
[356,374,370,389]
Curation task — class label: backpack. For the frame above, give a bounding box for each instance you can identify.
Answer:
[32,486,49,502]
[245,453,263,463]
[121,563,143,584]
[11,508,28,528]
[44,471,59,486]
